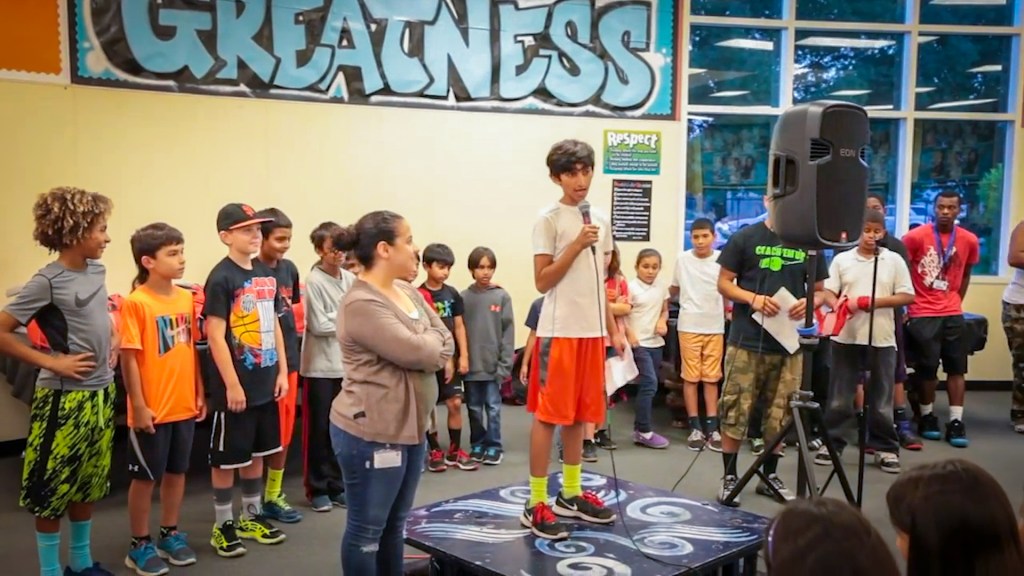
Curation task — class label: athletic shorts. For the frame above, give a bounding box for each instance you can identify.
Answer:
[279,371,299,446]
[894,318,908,384]
[528,337,606,426]
[209,401,282,469]
[128,419,195,481]
[20,384,115,519]
[436,370,464,403]
[679,332,725,384]
[905,315,968,380]
[718,347,802,442]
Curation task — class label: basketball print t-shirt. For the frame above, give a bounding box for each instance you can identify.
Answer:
[262,258,301,374]
[120,285,199,426]
[718,222,828,355]
[203,258,282,409]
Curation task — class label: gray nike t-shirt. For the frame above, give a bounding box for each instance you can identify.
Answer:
[4,260,113,391]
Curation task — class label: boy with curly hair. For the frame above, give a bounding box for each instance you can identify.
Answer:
[0,187,118,576]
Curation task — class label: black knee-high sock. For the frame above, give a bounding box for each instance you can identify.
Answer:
[723,453,738,477]
[763,454,780,476]
[448,427,462,451]
[426,431,441,451]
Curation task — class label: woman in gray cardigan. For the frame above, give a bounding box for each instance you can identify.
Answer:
[329,211,454,576]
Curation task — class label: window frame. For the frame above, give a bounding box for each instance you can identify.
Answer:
[680,0,1023,279]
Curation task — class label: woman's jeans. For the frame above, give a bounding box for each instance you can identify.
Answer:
[465,379,503,449]
[632,346,664,433]
[331,424,425,575]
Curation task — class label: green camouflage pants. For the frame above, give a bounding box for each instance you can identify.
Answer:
[1001,301,1024,424]
[719,346,802,442]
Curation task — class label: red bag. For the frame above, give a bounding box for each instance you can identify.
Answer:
[27,293,124,351]
[178,282,207,343]
[817,296,851,337]
[293,282,306,335]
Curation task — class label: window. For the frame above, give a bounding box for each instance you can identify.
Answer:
[686,115,776,249]
[796,0,907,24]
[919,0,1016,27]
[911,120,1008,276]
[793,31,904,110]
[867,120,902,234]
[690,0,782,19]
[916,35,1014,113]
[689,27,782,107]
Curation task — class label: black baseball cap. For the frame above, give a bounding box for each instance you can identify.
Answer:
[217,203,273,232]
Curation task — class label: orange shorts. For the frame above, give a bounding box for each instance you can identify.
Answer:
[278,372,299,446]
[528,337,606,426]
[679,332,724,383]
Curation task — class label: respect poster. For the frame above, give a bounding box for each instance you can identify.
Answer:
[604,130,662,175]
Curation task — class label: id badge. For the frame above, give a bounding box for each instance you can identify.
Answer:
[932,279,949,291]
[373,448,402,469]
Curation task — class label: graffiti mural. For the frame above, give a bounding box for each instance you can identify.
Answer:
[69,0,678,119]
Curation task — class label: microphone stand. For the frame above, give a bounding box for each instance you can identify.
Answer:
[856,245,881,508]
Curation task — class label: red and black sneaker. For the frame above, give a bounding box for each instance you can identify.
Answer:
[426,450,447,473]
[553,491,616,524]
[520,501,569,540]
[445,446,479,471]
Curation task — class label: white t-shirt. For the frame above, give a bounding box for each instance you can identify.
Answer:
[672,250,725,334]
[532,202,613,338]
[627,278,669,347]
[824,248,915,348]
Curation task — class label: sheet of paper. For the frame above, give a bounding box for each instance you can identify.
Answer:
[751,287,802,354]
[605,346,640,397]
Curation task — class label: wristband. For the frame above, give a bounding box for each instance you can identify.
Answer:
[857,296,872,310]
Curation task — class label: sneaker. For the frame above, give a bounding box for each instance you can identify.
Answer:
[594,429,617,450]
[263,494,303,523]
[686,429,706,451]
[520,501,569,540]
[64,563,115,576]
[749,438,765,456]
[582,440,599,462]
[806,437,824,451]
[447,448,480,470]
[156,531,197,567]
[482,447,503,465]
[813,446,833,466]
[717,475,741,507]
[633,430,670,449]
[330,492,348,508]
[125,541,169,576]
[897,420,924,450]
[756,474,795,503]
[470,445,485,462]
[427,449,447,472]
[919,413,941,441]
[553,491,616,524]
[237,514,286,545]
[945,419,969,448]
[707,431,723,452]
[210,521,247,558]
[1014,422,1024,434]
[875,451,900,474]
[310,495,332,512]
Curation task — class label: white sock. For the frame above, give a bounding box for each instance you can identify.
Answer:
[949,406,964,421]
[920,403,934,416]
[639,431,653,439]
[242,493,262,519]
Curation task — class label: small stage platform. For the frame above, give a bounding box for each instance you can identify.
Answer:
[405,472,769,576]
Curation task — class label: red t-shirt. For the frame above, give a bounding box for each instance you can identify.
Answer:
[903,223,979,318]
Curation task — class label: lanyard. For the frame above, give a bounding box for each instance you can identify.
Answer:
[933,224,957,273]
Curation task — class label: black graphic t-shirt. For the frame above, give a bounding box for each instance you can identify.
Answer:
[420,283,464,335]
[718,223,829,355]
[203,258,283,409]
[261,258,301,374]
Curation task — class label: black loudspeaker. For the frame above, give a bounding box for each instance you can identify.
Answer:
[768,101,871,249]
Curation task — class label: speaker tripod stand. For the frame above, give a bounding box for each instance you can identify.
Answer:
[720,249,857,506]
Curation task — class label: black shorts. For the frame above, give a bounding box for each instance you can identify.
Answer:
[894,317,908,383]
[436,370,464,403]
[209,401,282,469]
[128,419,195,481]
[905,315,968,380]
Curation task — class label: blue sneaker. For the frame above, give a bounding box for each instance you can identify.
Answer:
[483,447,503,465]
[263,494,303,523]
[469,445,485,462]
[945,419,969,448]
[125,541,168,576]
[919,413,942,441]
[156,531,196,567]
[310,495,332,512]
[64,563,116,576]
[330,492,348,509]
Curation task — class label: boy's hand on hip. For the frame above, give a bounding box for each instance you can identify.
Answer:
[49,352,97,380]
[226,385,247,413]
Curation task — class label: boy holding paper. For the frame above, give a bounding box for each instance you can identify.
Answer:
[715,195,828,507]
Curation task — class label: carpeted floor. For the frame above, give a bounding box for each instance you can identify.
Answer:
[0,391,1021,575]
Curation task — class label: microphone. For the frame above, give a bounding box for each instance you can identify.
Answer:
[578,201,596,254]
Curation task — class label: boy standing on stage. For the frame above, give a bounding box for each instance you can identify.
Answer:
[522,140,626,539]
[903,190,979,447]
[816,209,914,474]
[716,194,827,507]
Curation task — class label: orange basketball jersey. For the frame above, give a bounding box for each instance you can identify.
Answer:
[120,285,200,427]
